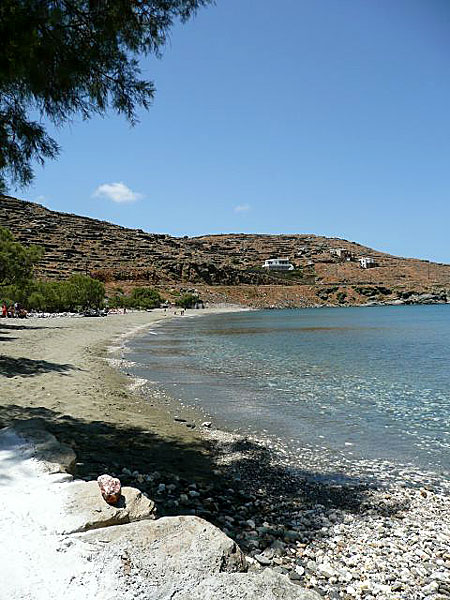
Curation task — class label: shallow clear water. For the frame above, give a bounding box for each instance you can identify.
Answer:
[127,305,450,479]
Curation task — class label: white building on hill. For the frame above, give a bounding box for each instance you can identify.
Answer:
[262,258,295,271]
[359,257,377,269]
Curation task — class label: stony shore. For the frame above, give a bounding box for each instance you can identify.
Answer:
[1,309,449,599]
[91,423,450,600]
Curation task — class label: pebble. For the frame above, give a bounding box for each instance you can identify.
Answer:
[254,554,272,566]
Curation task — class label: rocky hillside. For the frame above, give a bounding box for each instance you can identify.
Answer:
[1,195,449,307]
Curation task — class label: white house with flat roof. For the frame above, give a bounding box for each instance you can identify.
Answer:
[262,258,295,271]
[359,257,377,269]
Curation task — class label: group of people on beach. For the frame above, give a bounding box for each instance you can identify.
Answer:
[1,302,27,319]
[164,307,185,316]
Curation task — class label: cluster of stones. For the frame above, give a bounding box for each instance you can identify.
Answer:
[301,488,450,599]
[86,460,450,600]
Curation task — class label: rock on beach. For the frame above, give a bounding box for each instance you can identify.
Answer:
[97,474,121,504]
[60,479,156,534]
[78,516,320,599]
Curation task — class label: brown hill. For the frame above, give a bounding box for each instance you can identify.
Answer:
[1,195,449,307]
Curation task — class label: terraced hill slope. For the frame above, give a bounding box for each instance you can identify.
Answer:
[1,195,449,307]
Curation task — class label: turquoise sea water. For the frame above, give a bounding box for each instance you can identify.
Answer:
[127,305,450,479]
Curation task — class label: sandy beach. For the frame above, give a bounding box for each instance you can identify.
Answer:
[0,309,231,481]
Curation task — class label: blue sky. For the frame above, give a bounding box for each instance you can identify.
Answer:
[22,0,450,263]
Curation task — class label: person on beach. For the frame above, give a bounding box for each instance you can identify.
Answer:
[1,303,6,318]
